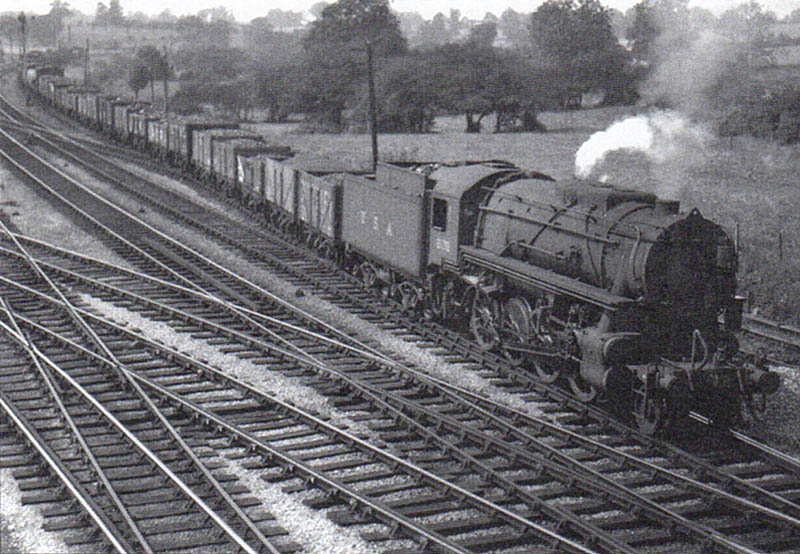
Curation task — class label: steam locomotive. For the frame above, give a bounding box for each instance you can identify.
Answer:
[344,163,780,433]
[18,61,780,434]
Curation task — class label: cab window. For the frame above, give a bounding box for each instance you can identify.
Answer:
[432,198,448,231]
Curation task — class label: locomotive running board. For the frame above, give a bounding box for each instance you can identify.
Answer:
[460,246,634,311]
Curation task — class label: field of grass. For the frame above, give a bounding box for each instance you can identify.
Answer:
[249,107,639,177]
[251,107,800,325]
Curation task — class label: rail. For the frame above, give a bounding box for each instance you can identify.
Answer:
[742,313,800,354]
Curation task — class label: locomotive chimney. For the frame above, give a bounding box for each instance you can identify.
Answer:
[654,199,679,217]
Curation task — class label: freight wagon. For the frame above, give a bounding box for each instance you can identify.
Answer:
[167,117,238,169]
[99,97,131,137]
[216,138,287,193]
[192,128,261,176]
[129,108,164,148]
[211,137,263,186]
[148,117,170,158]
[76,89,100,125]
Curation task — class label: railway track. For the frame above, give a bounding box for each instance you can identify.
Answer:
[3,231,800,553]
[2,85,800,552]
[1,130,800,552]
[0,227,617,553]
[0,235,293,554]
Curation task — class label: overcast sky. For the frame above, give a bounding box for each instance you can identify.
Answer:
[6,0,799,23]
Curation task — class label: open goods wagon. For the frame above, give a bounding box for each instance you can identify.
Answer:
[148,117,170,156]
[112,102,149,140]
[291,154,362,242]
[38,74,61,101]
[192,128,261,174]
[163,118,237,168]
[237,153,263,200]
[52,82,70,109]
[98,97,130,133]
[129,109,164,146]
[76,90,100,125]
[213,137,270,186]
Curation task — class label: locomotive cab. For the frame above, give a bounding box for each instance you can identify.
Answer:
[427,164,519,269]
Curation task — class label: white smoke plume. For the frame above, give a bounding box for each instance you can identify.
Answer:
[640,29,740,116]
[574,110,712,187]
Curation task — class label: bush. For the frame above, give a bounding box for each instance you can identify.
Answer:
[775,111,800,144]
[717,84,800,144]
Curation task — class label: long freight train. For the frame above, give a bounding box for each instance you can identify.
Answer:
[17,61,781,434]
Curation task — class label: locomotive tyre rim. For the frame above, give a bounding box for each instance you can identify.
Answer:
[635,394,668,435]
[568,374,598,403]
[470,291,500,351]
[533,360,561,383]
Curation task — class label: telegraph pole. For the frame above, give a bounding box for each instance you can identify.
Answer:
[18,12,28,104]
[84,38,90,85]
[17,12,25,65]
[162,43,169,113]
[366,41,378,173]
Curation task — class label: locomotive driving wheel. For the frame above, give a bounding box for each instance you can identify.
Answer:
[470,289,500,351]
[502,297,531,366]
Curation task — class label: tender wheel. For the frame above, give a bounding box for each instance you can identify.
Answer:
[357,262,378,288]
[316,239,335,260]
[470,290,500,351]
[398,282,420,313]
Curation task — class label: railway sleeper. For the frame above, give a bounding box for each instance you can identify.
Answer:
[461,531,550,553]
[146,531,230,552]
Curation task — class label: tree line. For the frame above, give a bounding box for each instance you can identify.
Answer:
[6,0,797,140]
[160,0,636,133]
